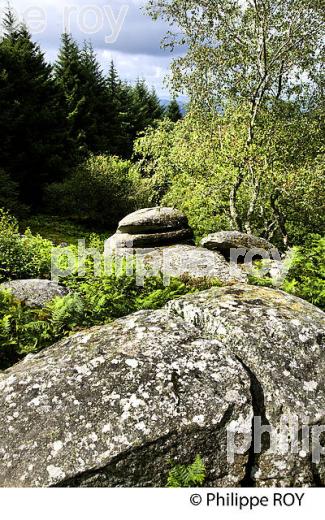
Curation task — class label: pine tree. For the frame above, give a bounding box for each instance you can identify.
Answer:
[104,60,125,156]
[106,61,136,157]
[107,60,120,97]
[165,99,182,122]
[148,87,165,121]
[0,9,70,207]
[79,41,112,154]
[54,33,86,156]
[129,80,164,141]
[2,8,18,37]
[55,37,119,156]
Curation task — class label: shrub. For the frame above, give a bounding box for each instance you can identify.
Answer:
[167,455,206,487]
[0,209,53,282]
[63,272,198,327]
[248,234,325,310]
[45,155,147,228]
[21,215,106,246]
[282,235,325,310]
[0,210,50,281]
[0,289,51,369]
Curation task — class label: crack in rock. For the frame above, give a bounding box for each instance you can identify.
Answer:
[235,356,271,487]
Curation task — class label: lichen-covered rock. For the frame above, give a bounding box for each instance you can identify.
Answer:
[118,207,189,234]
[168,284,325,487]
[0,310,252,487]
[106,244,247,284]
[0,285,324,488]
[201,231,276,257]
[0,279,68,307]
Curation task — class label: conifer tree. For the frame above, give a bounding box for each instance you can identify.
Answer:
[54,33,86,156]
[79,41,112,154]
[165,99,182,122]
[105,60,128,156]
[129,80,164,141]
[107,60,120,97]
[0,9,69,207]
[55,36,120,156]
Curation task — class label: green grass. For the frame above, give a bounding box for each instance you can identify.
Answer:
[20,214,112,245]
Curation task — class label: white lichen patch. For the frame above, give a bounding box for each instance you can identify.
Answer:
[303,381,318,392]
[46,465,65,481]
[51,441,64,457]
[192,415,205,426]
[125,359,138,369]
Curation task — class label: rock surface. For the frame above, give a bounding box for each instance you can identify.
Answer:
[0,279,68,307]
[108,228,193,249]
[168,285,325,487]
[0,285,324,487]
[111,207,194,248]
[201,231,276,258]
[118,207,189,234]
[0,309,252,487]
[106,244,247,285]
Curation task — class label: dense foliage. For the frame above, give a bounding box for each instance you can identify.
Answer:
[134,108,324,247]
[0,209,52,282]
[0,272,199,370]
[248,235,325,311]
[282,235,325,310]
[45,155,145,227]
[0,11,70,208]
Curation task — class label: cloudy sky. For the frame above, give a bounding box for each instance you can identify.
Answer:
[1,0,181,97]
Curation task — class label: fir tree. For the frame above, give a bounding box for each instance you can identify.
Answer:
[54,33,86,156]
[129,80,164,141]
[79,41,112,154]
[165,99,182,122]
[0,9,69,207]
[55,37,119,156]
[107,60,120,97]
[105,60,127,156]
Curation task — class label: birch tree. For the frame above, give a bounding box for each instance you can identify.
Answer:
[146,0,325,241]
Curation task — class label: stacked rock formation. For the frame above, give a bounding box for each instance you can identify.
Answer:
[106,208,246,284]
[108,207,194,249]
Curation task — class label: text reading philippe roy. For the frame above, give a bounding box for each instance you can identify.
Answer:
[189,491,305,510]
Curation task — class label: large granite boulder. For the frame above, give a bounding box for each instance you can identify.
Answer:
[168,285,325,487]
[201,231,276,258]
[0,279,68,307]
[0,310,252,487]
[0,285,324,488]
[106,244,247,285]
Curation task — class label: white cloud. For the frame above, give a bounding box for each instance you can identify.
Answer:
[100,49,170,95]
[1,0,177,96]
